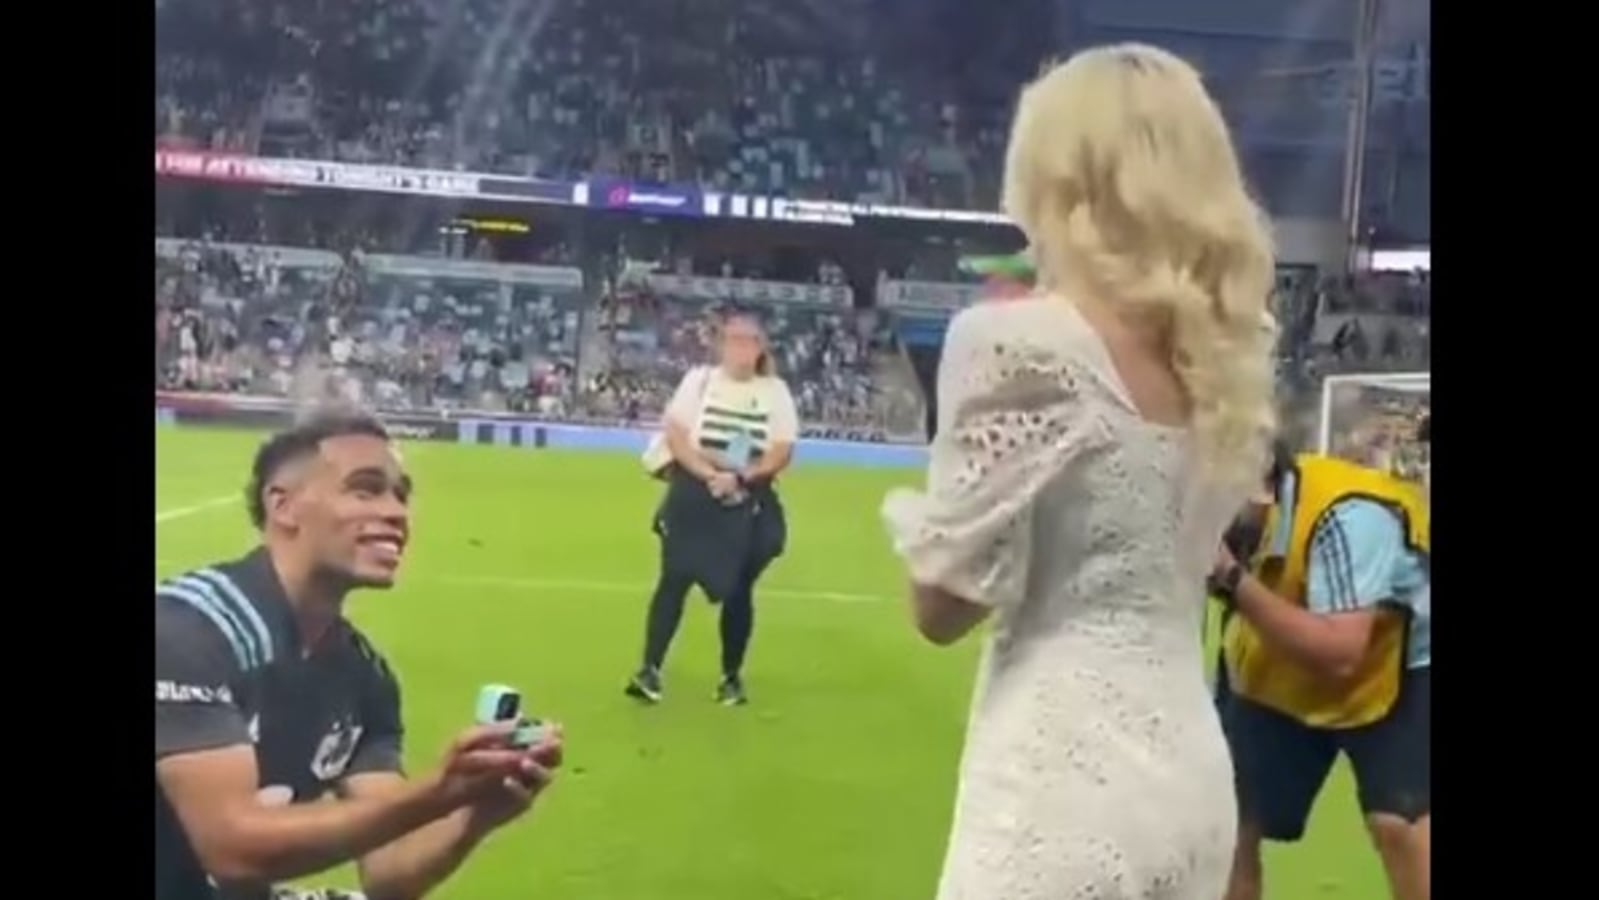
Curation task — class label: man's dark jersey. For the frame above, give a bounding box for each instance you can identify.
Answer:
[155,548,404,900]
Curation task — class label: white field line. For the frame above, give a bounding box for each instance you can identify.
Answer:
[155,495,239,524]
[442,573,883,604]
[152,560,886,605]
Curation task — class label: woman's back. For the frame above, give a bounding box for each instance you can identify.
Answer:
[888,296,1246,899]
[889,41,1278,900]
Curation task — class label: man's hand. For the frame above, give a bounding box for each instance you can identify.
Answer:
[1208,544,1246,607]
[1214,544,1239,579]
[464,724,565,835]
[343,724,563,900]
[430,724,539,809]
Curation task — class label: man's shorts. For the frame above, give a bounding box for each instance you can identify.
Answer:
[1216,666,1430,842]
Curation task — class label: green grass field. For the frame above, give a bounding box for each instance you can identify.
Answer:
[156,426,1384,900]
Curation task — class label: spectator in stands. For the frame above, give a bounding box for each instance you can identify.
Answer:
[154,238,590,414]
[628,311,798,708]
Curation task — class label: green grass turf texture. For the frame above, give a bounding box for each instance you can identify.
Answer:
[156,426,1385,900]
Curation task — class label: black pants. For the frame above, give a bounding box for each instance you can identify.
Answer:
[1218,666,1432,841]
[643,468,785,680]
[641,556,759,679]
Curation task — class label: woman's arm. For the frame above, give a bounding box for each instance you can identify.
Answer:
[662,368,721,482]
[909,583,992,645]
[665,417,721,482]
[743,378,800,484]
[882,305,1088,645]
[743,441,792,483]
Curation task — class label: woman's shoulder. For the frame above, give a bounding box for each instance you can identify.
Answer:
[696,367,791,397]
[947,294,1100,368]
[755,376,796,405]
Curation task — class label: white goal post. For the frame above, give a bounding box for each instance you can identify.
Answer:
[1315,371,1431,456]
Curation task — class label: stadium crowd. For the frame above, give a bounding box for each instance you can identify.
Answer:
[155,239,585,416]
[581,273,921,435]
[155,0,1014,209]
[154,0,1427,444]
[154,234,929,439]
[156,225,1428,446]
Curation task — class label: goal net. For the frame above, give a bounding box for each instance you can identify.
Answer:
[1315,372,1430,481]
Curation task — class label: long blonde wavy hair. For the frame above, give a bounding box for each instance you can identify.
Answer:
[1002,44,1278,488]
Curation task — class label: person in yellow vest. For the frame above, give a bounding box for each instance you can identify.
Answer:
[1211,433,1430,900]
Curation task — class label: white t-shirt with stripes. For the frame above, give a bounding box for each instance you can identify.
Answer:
[665,366,799,469]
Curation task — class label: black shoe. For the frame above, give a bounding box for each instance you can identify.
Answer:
[626,667,663,704]
[714,676,748,706]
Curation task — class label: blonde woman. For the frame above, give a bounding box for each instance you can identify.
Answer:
[628,311,798,707]
[882,45,1278,899]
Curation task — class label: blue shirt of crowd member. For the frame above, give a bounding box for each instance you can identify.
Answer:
[1299,498,1431,669]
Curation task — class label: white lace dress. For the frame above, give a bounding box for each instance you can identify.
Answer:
[883,297,1247,900]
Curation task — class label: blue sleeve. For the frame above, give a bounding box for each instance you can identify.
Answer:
[1305,499,1405,614]
[155,596,250,758]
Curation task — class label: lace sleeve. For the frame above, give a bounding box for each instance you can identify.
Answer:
[882,305,1100,611]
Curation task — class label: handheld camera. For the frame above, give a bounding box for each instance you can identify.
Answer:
[474,683,546,749]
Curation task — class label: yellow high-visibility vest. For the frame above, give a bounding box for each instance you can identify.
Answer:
[1222,454,1428,729]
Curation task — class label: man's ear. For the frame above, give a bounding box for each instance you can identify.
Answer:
[264,454,319,530]
[263,482,298,529]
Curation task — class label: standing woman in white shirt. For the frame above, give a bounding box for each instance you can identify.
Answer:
[627,311,800,707]
[882,44,1278,899]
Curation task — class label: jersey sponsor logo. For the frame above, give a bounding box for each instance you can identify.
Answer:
[156,679,234,705]
[270,887,369,900]
[310,719,364,781]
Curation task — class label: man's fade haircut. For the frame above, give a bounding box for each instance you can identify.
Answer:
[246,411,391,529]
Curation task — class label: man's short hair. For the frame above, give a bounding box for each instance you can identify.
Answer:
[246,411,391,529]
[1416,415,1430,443]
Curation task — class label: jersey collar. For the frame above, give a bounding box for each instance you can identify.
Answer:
[235,546,304,660]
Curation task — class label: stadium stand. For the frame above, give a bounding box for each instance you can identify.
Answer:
[154,0,1013,209]
[157,225,1428,445]
[155,0,1428,448]
[155,238,585,415]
